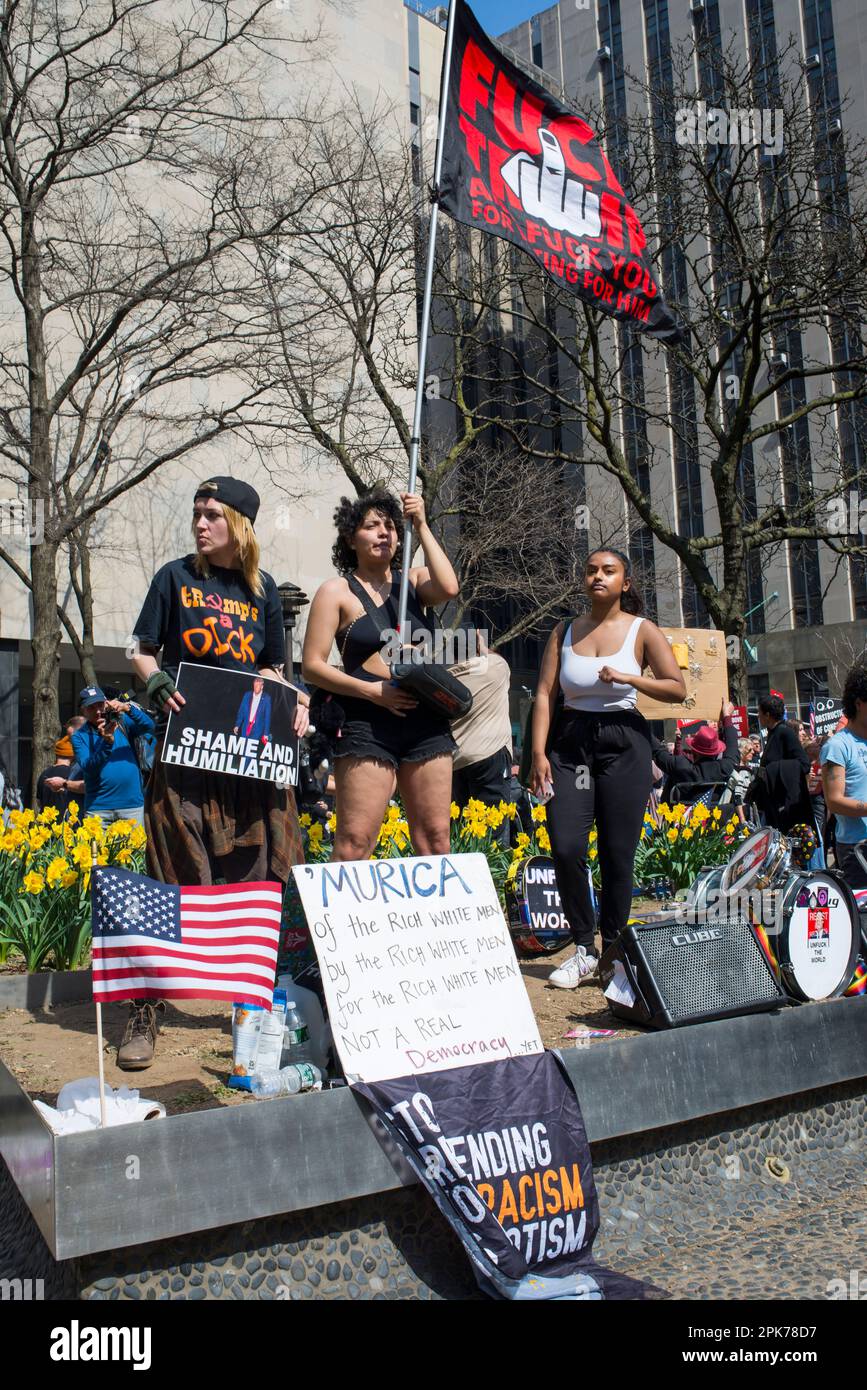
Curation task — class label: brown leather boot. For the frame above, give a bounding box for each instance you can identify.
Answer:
[117,1000,165,1070]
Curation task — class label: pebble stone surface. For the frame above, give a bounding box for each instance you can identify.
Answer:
[1,1079,864,1301]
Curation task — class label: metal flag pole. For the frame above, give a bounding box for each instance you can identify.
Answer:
[95,1004,107,1129]
[91,840,107,1128]
[396,0,459,650]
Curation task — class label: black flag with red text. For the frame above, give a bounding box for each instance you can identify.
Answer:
[355,1053,659,1300]
[438,0,683,343]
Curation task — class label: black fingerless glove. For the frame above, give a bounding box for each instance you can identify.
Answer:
[145,670,178,712]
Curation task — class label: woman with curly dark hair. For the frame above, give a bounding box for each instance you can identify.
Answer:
[302,488,459,861]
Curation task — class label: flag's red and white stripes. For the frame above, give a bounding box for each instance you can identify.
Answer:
[92,880,282,1006]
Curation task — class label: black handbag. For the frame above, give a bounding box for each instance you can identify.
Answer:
[347,576,473,720]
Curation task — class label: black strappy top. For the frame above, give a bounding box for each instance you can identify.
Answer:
[337,575,433,683]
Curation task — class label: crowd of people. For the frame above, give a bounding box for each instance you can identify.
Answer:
[12,478,867,1066]
[645,690,865,883]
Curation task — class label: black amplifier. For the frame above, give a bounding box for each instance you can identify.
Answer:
[598,914,788,1029]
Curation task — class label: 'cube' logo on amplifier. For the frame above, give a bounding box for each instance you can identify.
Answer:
[670,929,725,946]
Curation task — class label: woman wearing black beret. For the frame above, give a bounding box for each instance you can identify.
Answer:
[123,476,309,1068]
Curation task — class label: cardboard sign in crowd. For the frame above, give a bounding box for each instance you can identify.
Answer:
[636,627,729,723]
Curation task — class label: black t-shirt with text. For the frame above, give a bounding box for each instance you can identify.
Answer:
[133,557,285,717]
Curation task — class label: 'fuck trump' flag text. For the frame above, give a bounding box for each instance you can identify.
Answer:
[439,0,682,343]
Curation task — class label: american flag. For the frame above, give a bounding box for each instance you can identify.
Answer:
[91,867,282,1007]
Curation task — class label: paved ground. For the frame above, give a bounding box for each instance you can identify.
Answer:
[4,1080,862,1301]
[590,1096,867,1300]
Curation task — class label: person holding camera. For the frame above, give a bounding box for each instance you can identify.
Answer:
[71,686,154,825]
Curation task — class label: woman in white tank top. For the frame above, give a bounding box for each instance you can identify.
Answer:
[530,549,686,989]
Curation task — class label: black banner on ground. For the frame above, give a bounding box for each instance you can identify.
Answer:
[354,1051,657,1300]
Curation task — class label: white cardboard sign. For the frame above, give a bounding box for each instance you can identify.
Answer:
[292,854,544,1084]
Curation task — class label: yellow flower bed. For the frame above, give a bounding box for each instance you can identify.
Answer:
[299,798,550,904]
[0,803,147,971]
[634,800,750,892]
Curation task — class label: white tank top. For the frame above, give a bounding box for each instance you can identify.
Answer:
[559,616,644,713]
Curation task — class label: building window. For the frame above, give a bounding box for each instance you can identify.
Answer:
[598,2,656,613]
[748,674,769,713]
[796,666,829,720]
[746,0,823,629]
[801,0,866,621]
[851,556,867,619]
[407,7,420,75]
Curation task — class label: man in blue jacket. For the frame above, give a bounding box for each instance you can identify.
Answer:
[71,686,154,825]
[233,675,272,743]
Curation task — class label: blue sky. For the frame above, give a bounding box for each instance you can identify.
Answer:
[468,1,544,36]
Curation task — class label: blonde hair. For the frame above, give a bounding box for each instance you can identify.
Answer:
[192,500,264,597]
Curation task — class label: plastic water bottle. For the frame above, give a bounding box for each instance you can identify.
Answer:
[281,1001,315,1067]
[250,1064,322,1098]
[276,975,330,1073]
[255,990,288,1072]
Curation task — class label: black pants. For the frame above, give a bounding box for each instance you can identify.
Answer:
[836,842,867,890]
[453,747,512,845]
[547,709,652,953]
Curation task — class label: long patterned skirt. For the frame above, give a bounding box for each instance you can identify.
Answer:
[145,745,304,886]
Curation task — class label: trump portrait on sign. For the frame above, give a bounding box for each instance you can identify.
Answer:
[233,675,272,744]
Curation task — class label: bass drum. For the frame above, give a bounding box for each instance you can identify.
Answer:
[505,855,572,957]
[774,872,860,1001]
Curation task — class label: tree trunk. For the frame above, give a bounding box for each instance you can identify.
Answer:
[717,502,750,705]
[29,540,62,801]
[21,205,60,802]
[78,642,98,690]
[702,587,748,704]
[69,534,98,687]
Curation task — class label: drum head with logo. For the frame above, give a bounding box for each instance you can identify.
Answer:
[720,828,789,898]
[777,873,860,1001]
[505,856,572,957]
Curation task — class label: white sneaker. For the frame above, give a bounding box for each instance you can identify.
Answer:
[548,946,599,989]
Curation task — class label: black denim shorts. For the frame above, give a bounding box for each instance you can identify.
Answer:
[335,695,456,770]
